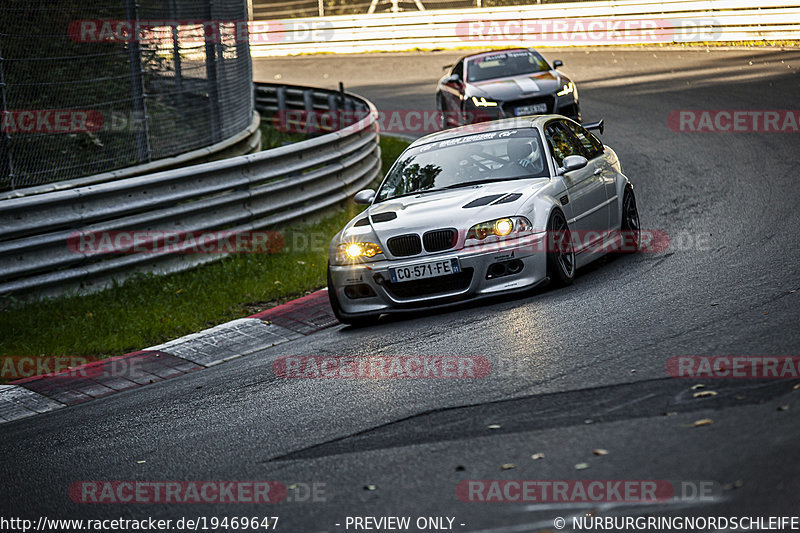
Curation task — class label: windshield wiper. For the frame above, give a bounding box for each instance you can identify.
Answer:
[380,187,450,202]
[444,177,521,189]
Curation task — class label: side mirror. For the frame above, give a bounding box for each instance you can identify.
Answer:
[354,189,376,205]
[559,155,588,174]
[553,60,563,68]
[446,74,461,84]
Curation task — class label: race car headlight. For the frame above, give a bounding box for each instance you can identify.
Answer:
[465,217,533,246]
[557,82,574,97]
[471,96,498,107]
[335,242,383,264]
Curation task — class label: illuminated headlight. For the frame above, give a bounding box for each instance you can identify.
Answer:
[471,96,498,107]
[465,217,533,246]
[335,242,383,264]
[557,82,574,97]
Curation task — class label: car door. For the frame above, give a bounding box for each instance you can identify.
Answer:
[564,120,617,228]
[544,120,609,251]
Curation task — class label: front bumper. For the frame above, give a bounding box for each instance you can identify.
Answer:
[329,232,549,317]
[463,92,580,123]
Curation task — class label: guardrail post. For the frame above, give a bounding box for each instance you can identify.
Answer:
[328,94,340,130]
[126,0,152,164]
[277,86,287,130]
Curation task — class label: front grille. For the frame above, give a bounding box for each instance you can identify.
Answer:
[503,95,555,116]
[384,268,473,299]
[423,229,457,252]
[387,234,422,257]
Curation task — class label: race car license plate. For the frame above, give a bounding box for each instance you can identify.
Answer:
[514,103,548,116]
[390,258,461,283]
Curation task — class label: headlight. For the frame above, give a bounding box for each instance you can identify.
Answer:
[557,82,574,97]
[335,241,383,264]
[471,96,498,107]
[465,217,533,246]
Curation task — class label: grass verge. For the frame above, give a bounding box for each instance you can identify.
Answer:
[0,135,410,362]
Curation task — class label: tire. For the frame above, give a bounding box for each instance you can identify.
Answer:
[546,209,576,286]
[620,187,641,253]
[327,264,379,327]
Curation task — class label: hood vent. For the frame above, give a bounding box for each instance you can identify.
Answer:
[492,193,522,205]
[371,212,398,223]
[462,194,505,209]
[353,217,370,227]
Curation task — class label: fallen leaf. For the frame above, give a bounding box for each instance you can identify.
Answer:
[691,384,706,390]
[593,449,609,456]
[274,280,281,285]
[735,395,746,400]
[664,411,678,416]
[297,261,306,265]
[288,483,298,490]
[175,289,182,294]
[487,424,501,430]
[778,405,789,411]
[793,383,800,390]
[500,464,515,471]
[630,369,636,373]
[693,390,718,398]
[692,418,713,427]
[364,484,376,491]
[575,463,589,470]
[723,480,744,490]
[531,453,545,460]
[137,460,146,464]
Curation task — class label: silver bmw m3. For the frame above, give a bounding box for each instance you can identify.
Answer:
[328,115,640,326]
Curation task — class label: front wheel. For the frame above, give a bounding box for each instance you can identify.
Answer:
[546,210,575,286]
[327,264,379,327]
[620,187,641,252]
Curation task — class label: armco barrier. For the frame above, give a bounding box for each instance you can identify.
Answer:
[249,0,800,56]
[0,84,380,298]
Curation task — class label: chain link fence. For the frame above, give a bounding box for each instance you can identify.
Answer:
[253,0,592,19]
[0,0,253,192]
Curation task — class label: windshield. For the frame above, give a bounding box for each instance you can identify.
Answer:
[376,129,548,202]
[467,50,551,83]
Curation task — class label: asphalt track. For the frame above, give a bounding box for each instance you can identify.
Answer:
[3,48,800,532]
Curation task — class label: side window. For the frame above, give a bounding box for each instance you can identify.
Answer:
[452,60,464,80]
[545,122,583,167]
[565,120,604,159]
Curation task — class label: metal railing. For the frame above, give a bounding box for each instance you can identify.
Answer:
[249,0,800,56]
[0,83,380,298]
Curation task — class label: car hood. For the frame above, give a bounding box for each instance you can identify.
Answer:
[342,178,550,252]
[469,71,563,100]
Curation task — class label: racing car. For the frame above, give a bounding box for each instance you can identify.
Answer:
[327,115,640,325]
[437,48,580,127]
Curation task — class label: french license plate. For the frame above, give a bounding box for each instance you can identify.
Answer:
[514,103,548,116]
[390,258,461,283]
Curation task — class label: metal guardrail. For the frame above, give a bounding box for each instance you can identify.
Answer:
[249,0,800,56]
[0,83,381,298]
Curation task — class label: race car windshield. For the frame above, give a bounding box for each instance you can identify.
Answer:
[467,50,551,82]
[376,129,548,202]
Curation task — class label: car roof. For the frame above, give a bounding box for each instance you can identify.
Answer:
[407,115,559,149]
